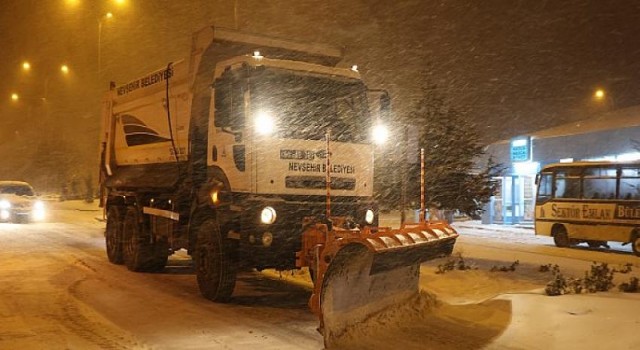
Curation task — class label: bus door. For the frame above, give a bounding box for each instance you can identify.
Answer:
[503,175,524,224]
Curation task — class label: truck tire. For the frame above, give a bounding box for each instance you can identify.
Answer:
[195,218,236,302]
[105,206,124,264]
[123,206,169,272]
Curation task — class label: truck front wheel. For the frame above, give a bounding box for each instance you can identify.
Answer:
[123,206,169,272]
[195,218,237,302]
[105,206,124,264]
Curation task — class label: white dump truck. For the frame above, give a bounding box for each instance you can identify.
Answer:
[100,26,457,343]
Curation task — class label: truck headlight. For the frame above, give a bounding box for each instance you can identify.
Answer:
[0,200,10,209]
[260,206,277,225]
[255,111,275,136]
[365,209,375,225]
[372,124,388,145]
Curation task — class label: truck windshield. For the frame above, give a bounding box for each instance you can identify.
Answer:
[249,67,370,143]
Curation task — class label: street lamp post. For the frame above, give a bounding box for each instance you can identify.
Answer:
[11,62,70,193]
[12,62,70,133]
[98,12,113,84]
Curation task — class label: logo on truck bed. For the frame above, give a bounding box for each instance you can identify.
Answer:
[121,114,170,146]
[116,67,174,96]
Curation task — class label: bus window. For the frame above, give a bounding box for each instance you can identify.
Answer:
[620,168,640,200]
[554,168,580,199]
[537,173,552,203]
[583,167,617,199]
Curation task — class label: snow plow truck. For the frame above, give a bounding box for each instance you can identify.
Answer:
[100,26,458,345]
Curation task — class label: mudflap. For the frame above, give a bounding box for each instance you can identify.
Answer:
[320,243,421,348]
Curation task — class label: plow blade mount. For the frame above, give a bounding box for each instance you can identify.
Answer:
[318,222,458,347]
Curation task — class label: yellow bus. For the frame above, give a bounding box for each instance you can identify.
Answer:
[534,161,640,256]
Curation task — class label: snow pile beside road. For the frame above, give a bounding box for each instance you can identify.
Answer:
[328,254,640,350]
[328,290,511,350]
[492,293,640,349]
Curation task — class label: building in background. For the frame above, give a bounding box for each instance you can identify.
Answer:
[481,105,640,225]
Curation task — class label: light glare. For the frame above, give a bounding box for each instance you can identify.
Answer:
[255,111,275,135]
[372,124,389,145]
[365,209,375,224]
[260,207,277,225]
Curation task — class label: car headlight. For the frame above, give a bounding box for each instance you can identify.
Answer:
[260,206,277,225]
[31,201,46,221]
[365,209,375,225]
[0,200,11,209]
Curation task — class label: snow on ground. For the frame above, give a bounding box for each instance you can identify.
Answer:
[0,202,638,349]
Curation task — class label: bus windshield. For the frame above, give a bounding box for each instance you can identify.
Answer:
[249,67,370,143]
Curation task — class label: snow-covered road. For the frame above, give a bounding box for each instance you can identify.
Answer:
[0,202,638,349]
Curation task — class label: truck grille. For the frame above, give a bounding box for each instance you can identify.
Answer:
[285,176,355,190]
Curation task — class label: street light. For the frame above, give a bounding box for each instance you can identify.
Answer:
[14,61,71,107]
[593,88,615,110]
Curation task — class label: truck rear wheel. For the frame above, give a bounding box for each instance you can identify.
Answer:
[123,206,169,272]
[105,206,124,264]
[195,218,236,302]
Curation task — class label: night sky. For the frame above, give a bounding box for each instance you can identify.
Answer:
[1,0,639,186]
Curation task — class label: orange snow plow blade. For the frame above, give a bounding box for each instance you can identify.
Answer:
[297,219,458,347]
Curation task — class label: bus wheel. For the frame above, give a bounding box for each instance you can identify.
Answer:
[553,226,570,248]
[632,233,640,257]
[195,218,237,302]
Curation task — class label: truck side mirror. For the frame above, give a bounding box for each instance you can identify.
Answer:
[380,92,391,119]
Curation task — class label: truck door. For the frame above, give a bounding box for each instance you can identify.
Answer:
[209,69,250,192]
